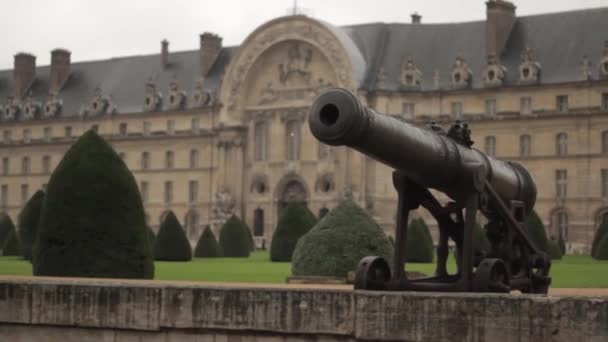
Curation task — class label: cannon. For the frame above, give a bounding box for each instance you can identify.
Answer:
[308,88,551,293]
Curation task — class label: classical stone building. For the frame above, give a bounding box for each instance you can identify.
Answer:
[1,0,607,253]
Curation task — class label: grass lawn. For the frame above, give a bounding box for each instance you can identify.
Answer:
[1,252,606,288]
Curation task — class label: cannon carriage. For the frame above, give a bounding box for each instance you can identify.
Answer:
[308,88,551,293]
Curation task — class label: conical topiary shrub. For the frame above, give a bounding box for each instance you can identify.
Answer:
[595,234,608,260]
[147,227,156,249]
[546,238,563,260]
[18,190,45,261]
[525,210,548,253]
[292,199,393,278]
[154,211,192,261]
[33,130,154,279]
[219,215,251,257]
[246,222,255,251]
[194,225,222,258]
[270,202,317,262]
[0,214,16,249]
[3,229,21,256]
[405,218,434,263]
[592,222,608,258]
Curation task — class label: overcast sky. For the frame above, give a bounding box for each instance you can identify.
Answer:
[1,0,607,69]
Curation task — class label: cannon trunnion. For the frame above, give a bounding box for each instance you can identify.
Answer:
[308,88,551,293]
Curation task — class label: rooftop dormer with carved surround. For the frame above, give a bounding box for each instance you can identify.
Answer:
[451,56,472,89]
[43,94,62,118]
[144,82,162,112]
[482,54,507,87]
[400,59,422,90]
[518,47,541,84]
[82,87,115,117]
[191,79,216,108]
[599,41,608,80]
[3,96,20,121]
[166,80,187,111]
[22,96,41,120]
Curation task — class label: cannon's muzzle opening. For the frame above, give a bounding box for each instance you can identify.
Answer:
[319,104,339,126]
[309,88,366,146]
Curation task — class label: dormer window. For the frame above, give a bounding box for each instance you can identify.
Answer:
[3,97,20,121]
[22,98,41,120]
[518,47,541,84]
[451,57,472,89]
[44,96,62,118]
[400,59,422,89]
[83,87,114,116]
[144,82,162,112]
[166,80,186,110]
[599,41,608,80]
[483,54,506,88]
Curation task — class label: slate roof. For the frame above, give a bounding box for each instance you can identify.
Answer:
[0,7,606,119]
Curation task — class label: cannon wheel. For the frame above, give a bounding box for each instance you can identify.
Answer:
[354,256,391,290]
[524,256,551,294]
[473,258,510,293]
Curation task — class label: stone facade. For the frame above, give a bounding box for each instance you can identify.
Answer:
[0,2,608,253]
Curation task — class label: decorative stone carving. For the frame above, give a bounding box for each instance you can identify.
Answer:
[166,80,187,110]
[280,108,306,122]
[315,173,335,193]
[82,87,115,116]
[191,79,216,107]
[211,188,235,220]
[582,55,593,81]
[22,97,41,120]
[279,43,312,85]
[43,95,63,118]
[250,173,269,194]
[247,110,275,122]
[450,56,472,89]
[518,47,541,84]
[400,59,422,88]
[3,96,20,121]
[482,54,507,88]
[599,41,608,79]
[258,82,280,105]
[144,82,162,112]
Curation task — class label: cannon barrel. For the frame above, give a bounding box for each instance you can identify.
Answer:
[308,88,536,215]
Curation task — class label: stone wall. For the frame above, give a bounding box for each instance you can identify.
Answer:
[0,277,607,341]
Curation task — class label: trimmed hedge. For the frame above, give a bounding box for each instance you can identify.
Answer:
[292,199,393,278]
[405,218,434,263]
[147,227,156,249]
[270,202,317,262]
[219,215,251,257]
[154,211,192,261]
[525,210,549,252]
[592,222,608,258]
[194,226,222,258]
[33,130,154,279]
[18,190,45,261]
[546,238,563,260]
[3,229,21,256]
[595,233,608,260]
[0,215,16,249]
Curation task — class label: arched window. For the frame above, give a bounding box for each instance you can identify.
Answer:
[484,136,496,157]
[552,210,569,241]
[141,151,150,170]
[254,121,268,161]
[285,120,301,161]
[184,210,200,239]
[519,134,531,157]
[165,151,174,169]
[189,149,199,168]
[556,132,568,156]
[602,131,608,154]
[253,208,264,236]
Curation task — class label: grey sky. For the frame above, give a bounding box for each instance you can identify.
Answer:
[1,0,607,69]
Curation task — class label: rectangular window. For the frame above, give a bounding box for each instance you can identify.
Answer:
[164,181,173,204]
[254,121,268,161]
[42,156,51,174]
[1,185,8,208]
[189,180,198,203]
[485,99,497,116]
[253,208,264,237]
[602,169,608,198]
[602,93,608,111]
[556,169,568,198]
[43,126,52,142]
[165,151,174,169]
[23,129,31,143]
[189,150,199,168]
[140,181,149,203]
[401,102,415,119]
[65,126,72,138]
[22,157,30,175]
[191,118,200,133]
[484,136,496,157]
[167,120,175,135]
[143,121,151,136]
[556,95,569,113]
[520,97,532,115]
[119,123,127,136]
[2,158,9,176]
[451,102,463,118]
[285,121,301,161]
[141,152,150,170]
[20,184,29,205]
[3,130,11,144]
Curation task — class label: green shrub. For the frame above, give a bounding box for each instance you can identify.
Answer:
[147,227,156,249]
[246,222,255,251]
[558,234,566,255]
[405,218,434,263]
[291,199,393,278]
[194,226,222,258]
[592,222,608,258]
[0,215,16,249]
[219,215,251,257]
[18,190,45,261]
[546,238,563,260]
[154,211,192,261]
[2,229,20,256]
[595,233,608,260]
[525,210,549,252]
[270,202,317,262]
[33,130,154,279]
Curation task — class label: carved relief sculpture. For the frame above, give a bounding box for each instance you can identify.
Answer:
[400,59,422,89]
[482,54,507,88]
[518,47,541,84]
[166,80,187,110]
[211,188,236,220]
[599,41,608,79]
[279,43,312,86]
[144,82,163,112]
[451,56,472,89]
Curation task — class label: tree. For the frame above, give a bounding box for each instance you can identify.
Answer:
[404,218,434,263]
[154,211,192,261]
[147,227,156,249]
[525,210,549,252]
[292,199,393,278]
[219,215,251,257]
[594,234,608,260]
[270,202,317,262]
[546,238,563,260]
[33,130,154,279]
[592,222,608,258]
[0,215,16,249]
[2,229,20,256]
[194,226,222,258]
[18,190,45,261]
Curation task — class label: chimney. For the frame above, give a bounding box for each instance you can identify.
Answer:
[161,39,169,69]
[49,49,71,95]
[13,53,36,98]
[486,0,516,57]
[411,13,422,24]
[199,32,222,77]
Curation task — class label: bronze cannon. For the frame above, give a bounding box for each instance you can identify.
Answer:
[308,88,551,293]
